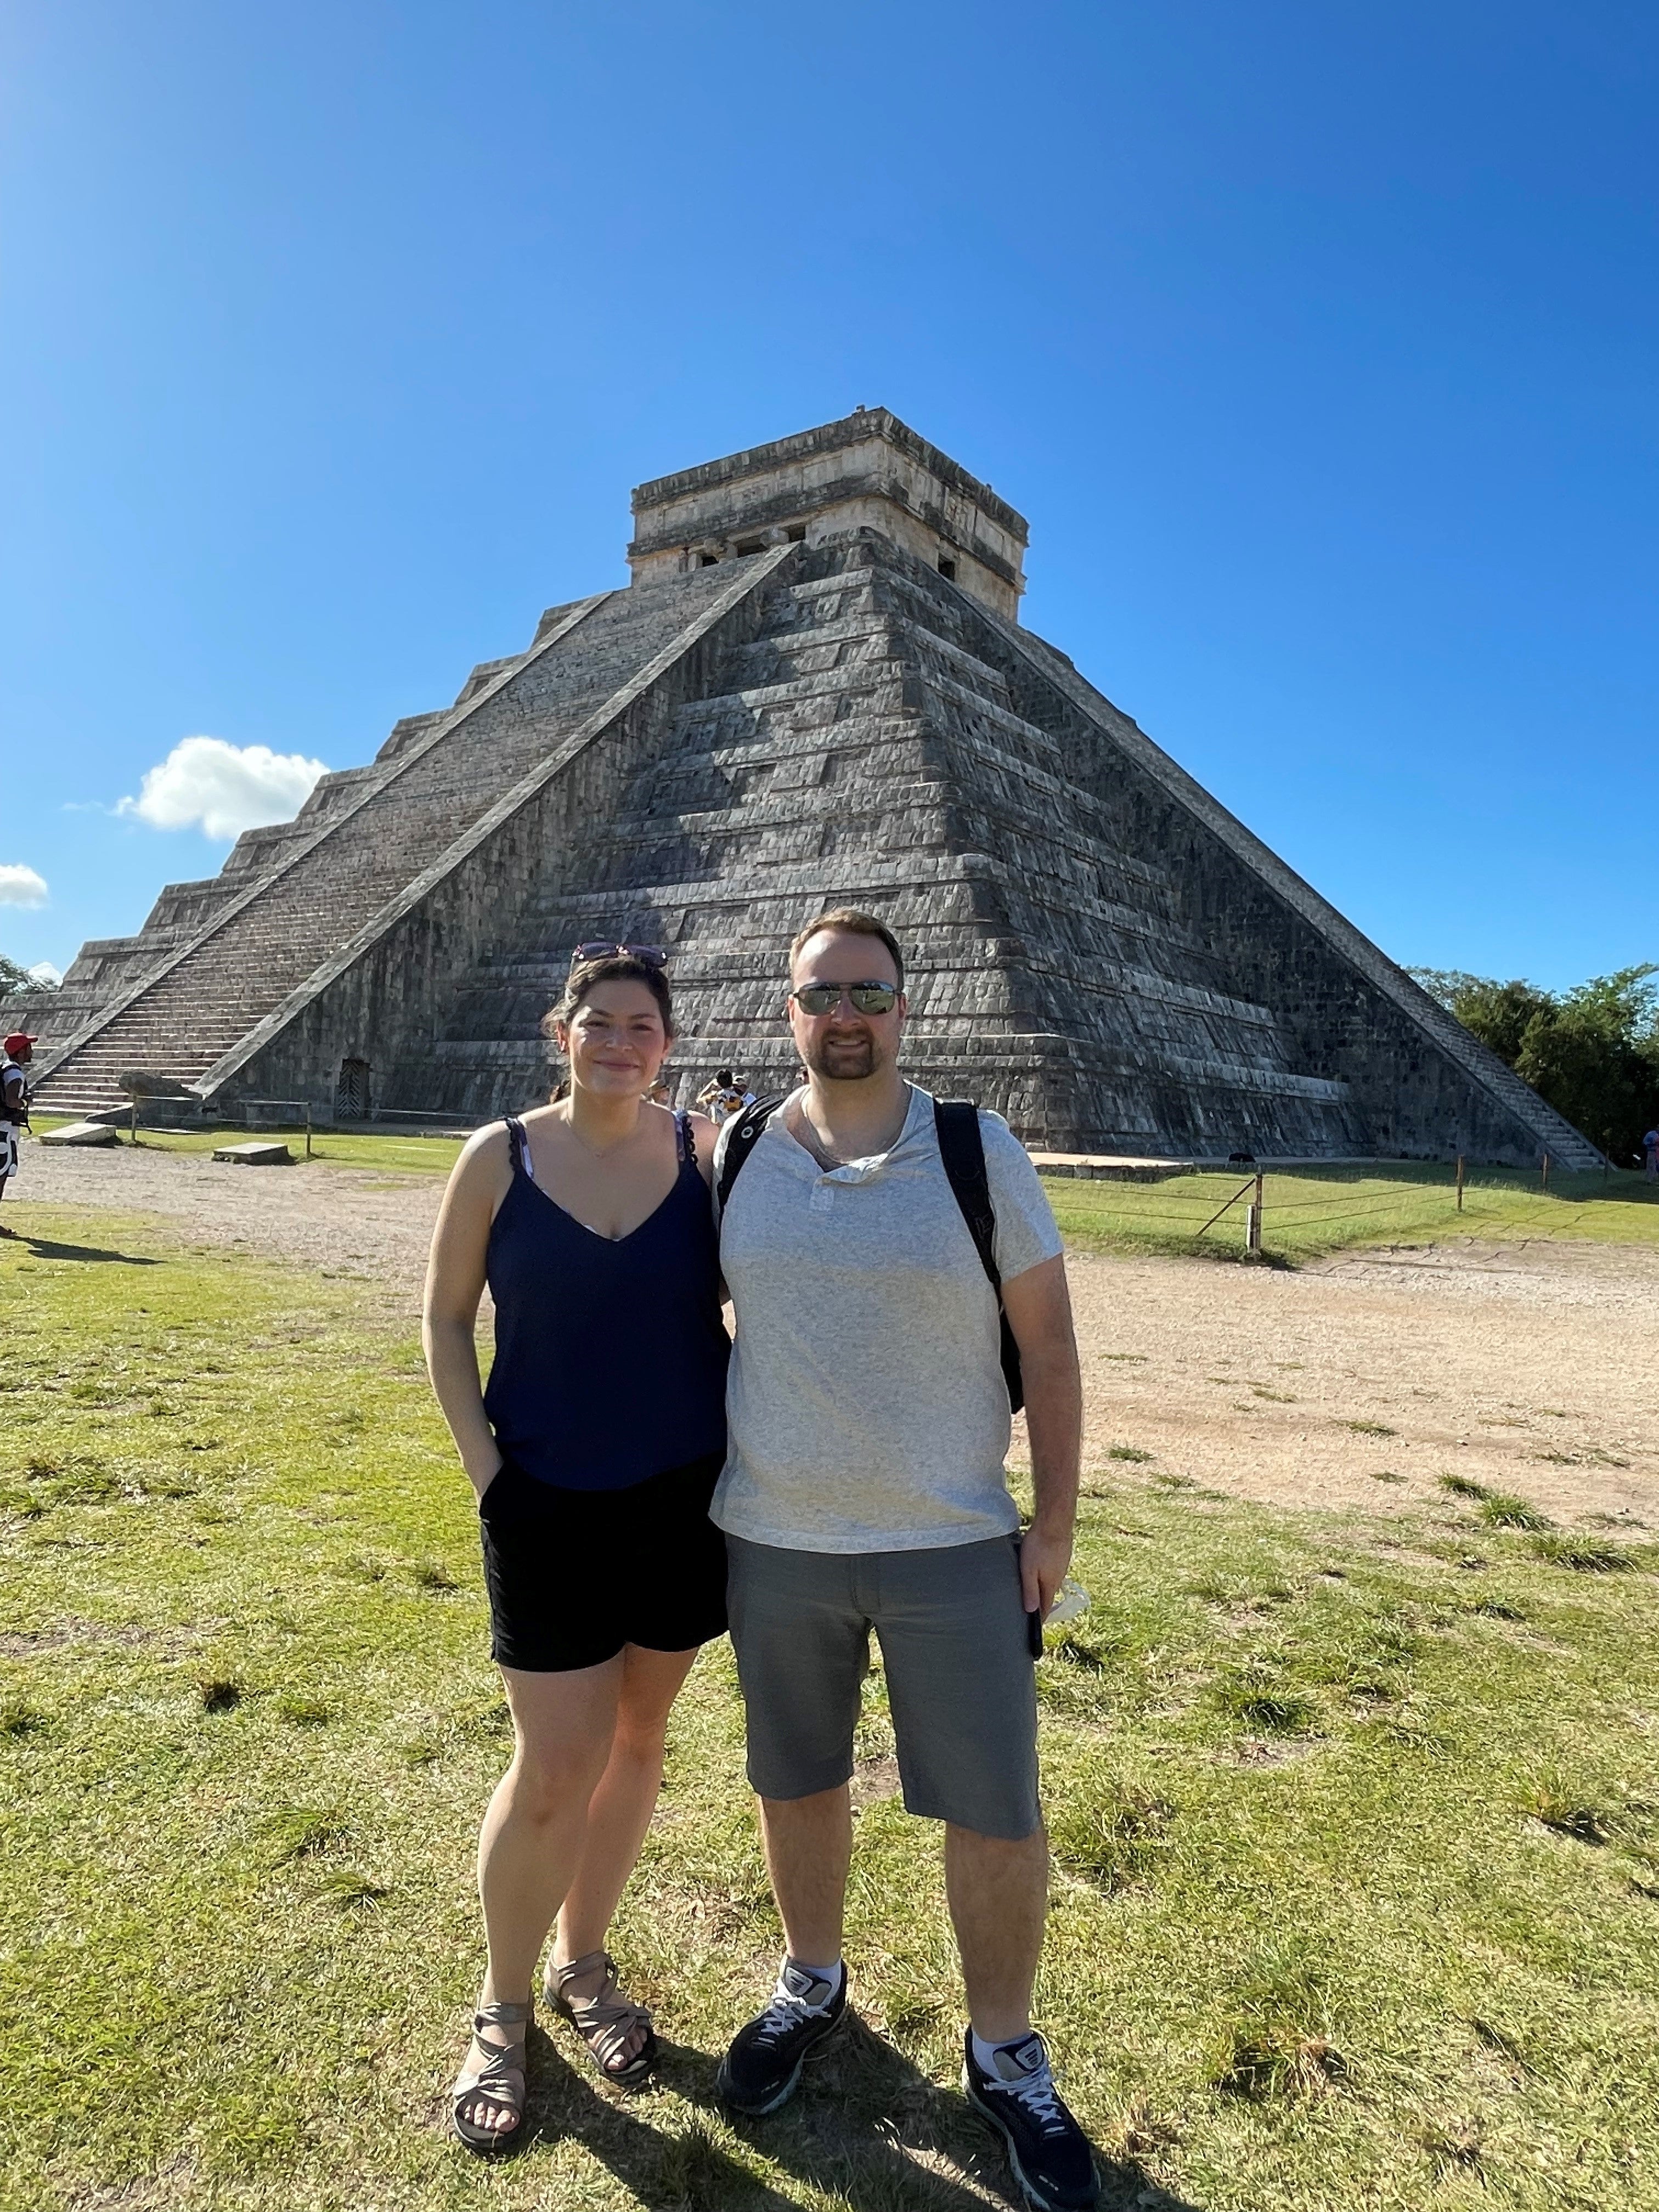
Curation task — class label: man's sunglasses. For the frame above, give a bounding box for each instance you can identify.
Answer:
[790,981,899,1017]
[570,941,667,970]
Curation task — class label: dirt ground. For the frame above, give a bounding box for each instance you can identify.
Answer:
[8,1137,1656,1531]
[1058,1237,1658,1531]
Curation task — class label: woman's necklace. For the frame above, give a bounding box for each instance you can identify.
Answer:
[561,1105,641,1161]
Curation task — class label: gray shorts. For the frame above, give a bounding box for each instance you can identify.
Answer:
[725,1532,1041,1841]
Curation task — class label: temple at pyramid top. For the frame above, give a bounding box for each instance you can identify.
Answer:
[11,409,1600,1170]
[628,408,1029,620]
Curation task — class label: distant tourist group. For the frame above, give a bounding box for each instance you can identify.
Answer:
[422,908,1099,2211]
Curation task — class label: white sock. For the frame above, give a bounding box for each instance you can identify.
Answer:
[972,2026,1044,2076]
[778,1956,843,2007]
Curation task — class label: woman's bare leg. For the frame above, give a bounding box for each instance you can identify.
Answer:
[459,1656,622,2135]
[550,1643,702,2061]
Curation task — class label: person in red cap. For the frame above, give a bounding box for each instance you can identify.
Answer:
[1,1031,36,1231]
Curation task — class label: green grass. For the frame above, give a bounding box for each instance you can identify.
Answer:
[4,1207,1659,2210]
[1436,1477,1556,1534]
[1044,1160,1659,1263]
[30,1117,467,1176]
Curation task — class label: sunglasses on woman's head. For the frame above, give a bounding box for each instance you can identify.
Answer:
[570,942,667,970]
[790,981,899,1017]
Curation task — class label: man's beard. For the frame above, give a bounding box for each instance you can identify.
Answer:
[802,1029,886,1082]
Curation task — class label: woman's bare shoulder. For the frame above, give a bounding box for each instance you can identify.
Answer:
[684,1109,720,1183]
[446,1118,513,1188]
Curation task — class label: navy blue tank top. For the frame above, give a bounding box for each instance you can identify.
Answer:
[483,1111,730,1491]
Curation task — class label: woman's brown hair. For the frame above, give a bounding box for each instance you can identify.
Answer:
[540,955,676,1091]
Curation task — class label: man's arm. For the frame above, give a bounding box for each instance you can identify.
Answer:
[1001,1252,1083,1619]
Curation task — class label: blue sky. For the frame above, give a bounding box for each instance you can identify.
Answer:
[2,1,1654,990]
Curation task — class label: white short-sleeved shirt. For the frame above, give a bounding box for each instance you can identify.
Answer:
[712,1084,1063,1553]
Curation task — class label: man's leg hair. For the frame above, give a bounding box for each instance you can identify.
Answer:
[758,1784,853,1965]
[945,1820,1048,2043]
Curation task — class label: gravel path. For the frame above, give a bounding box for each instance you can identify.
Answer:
[4,1138,444,1301]
[9,1136,1656,1529]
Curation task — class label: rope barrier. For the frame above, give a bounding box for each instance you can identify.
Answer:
[1070,1214,1250,1230]
[1266,1200,1451,1221]
[1054,1162,1604,1246]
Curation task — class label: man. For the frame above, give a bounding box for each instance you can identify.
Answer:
[710,910,1097,2212]
[1644,1127,1659,1182]
[1,1032,36,1233]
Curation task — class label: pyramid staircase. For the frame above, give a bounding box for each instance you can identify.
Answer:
[30,561,773,1115]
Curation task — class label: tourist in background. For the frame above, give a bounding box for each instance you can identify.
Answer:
[422,950,729,2152]
[0,1031,36,1234]
[697,1066,754,1125]
[1644,1125,1658,1181]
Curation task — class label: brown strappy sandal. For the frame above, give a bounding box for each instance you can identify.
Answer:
[545,1950,658,2086]
[451,1999,532,2153]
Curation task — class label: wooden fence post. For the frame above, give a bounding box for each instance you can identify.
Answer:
[1455,1155,1465,1213]
[1542,1152,1550,1192]
[1246,1170,1265,1255]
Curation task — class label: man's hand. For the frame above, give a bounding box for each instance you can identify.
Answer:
[1003,1253,1083,1622]
[1019,1519,1074,1621]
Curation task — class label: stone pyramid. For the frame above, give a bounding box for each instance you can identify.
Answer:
[22,409,1598,1166]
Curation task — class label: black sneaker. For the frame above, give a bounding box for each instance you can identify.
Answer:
[715,1962,848,2115]
[962,2028,1099,2212]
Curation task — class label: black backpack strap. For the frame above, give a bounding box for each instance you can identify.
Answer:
[714,1092,789,1219]
[503,1114,533,1182]
[934,1097,1025,1414]
[934,1099,1001,1292]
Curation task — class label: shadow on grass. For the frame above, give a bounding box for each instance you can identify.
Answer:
[516,2040,795,2207]
[518,2012,1198,2210]
[1,1229,161,1265]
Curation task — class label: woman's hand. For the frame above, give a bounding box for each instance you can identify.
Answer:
[469,1452,506,1504]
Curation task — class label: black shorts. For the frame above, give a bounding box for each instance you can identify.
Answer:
[478,1451,729,1672]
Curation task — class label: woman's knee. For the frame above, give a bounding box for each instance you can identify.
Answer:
[609,1707,671,1769]
[612,1656,695,1758]
[506,1735,611,1821]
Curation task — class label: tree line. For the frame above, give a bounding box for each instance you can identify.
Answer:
[1410,964,1659,1167]
[1,952,58,1000]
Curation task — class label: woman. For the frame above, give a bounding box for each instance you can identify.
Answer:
[422,950,729,2152]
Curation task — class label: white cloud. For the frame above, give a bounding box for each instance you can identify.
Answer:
[28,962,62,986]
[0,864,48,908]
[117,736,329,841]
